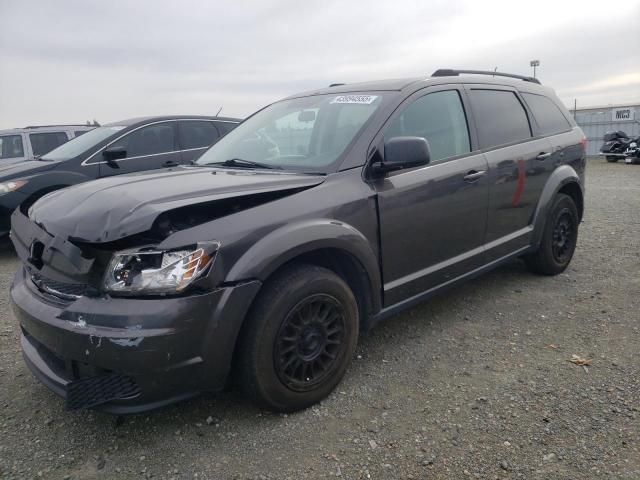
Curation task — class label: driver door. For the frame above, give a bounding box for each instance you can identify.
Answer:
[374,87,489,306]
[98,121,180,177]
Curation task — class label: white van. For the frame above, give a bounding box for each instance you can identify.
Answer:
[0,125,95,165]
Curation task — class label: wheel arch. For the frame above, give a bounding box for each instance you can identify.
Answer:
[222,221,382,389]
[226,219,382,326]
[531,165,584,246]
[19,171,91,213]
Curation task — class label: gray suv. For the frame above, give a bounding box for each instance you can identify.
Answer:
[0,125,94,164]
[10,69,586,413]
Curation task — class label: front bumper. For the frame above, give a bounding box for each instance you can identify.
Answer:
[11,267,261,414]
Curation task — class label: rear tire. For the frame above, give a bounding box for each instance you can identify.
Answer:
[237,263,359,412]
[525,193,579,275]
[606,156,619,163]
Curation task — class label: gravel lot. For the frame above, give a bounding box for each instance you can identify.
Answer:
[0,159,638,480]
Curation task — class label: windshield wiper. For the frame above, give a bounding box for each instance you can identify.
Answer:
[208,158,282,170]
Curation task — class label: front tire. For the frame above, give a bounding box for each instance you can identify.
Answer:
[525,193,579,275]
[237,264,359,412]
[606,155,619,163]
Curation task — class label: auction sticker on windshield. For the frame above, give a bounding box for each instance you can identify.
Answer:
[330,95,378,105]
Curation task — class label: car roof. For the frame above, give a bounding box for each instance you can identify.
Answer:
[285,72,555,99]
[104,115,242,127]
[0,125,94,135]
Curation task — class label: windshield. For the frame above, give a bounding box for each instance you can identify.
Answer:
[41,126,126,161]
[196,93,383,172]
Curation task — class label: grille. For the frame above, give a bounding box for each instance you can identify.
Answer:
[31,274,88,300]
[66,373,141,410]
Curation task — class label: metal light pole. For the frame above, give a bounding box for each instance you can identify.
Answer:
[530,60,540,78]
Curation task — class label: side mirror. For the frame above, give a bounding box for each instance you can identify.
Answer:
[375,136,430,174]
[102,145,126,163]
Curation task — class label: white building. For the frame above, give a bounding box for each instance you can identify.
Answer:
[571,104,640,156]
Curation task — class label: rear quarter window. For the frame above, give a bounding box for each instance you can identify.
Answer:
[521,92,571,136]
[468,90,532,149]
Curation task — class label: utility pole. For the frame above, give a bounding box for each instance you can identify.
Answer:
[530,59,540,78]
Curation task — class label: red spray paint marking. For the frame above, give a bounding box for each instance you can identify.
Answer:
[511,159,526,207]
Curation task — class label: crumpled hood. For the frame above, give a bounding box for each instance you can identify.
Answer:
[0,160,54,180]
[29,166,326,242]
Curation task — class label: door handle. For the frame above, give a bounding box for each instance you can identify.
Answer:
[536,152,552,160]
[163,160,180,168]
[463,170,486,182]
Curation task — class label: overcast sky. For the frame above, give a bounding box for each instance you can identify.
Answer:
[1,0,639,129]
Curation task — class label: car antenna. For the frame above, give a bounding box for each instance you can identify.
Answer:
[216,106,223,117]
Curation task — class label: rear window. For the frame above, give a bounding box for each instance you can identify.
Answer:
[0,135,24,159]
[29,132,69,156]
[468,90,532,149]
[74,130,88,137]
[521,93,571,136]
[179,121,219,149]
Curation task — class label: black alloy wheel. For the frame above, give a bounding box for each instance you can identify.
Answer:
[237,264,359,411]
[524,193,579,275]
[274,294,346,392]
[551,209,576,264]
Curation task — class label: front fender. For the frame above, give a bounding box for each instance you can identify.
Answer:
[531,165,583,246]
[226,218,381,305]
[22,171,93,209]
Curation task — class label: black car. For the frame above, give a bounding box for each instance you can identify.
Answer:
[0,116,240,238]
[10,70,586,414]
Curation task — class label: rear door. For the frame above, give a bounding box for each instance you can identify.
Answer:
[520,92,581,173]
[375,86,489,306]
[465,86,553,260]
[177,120,220,163]
[98,121,181,177]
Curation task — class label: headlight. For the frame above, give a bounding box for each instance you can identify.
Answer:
[103,243,219,295]
[0,180,27,194]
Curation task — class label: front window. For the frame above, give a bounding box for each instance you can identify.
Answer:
[385,90,471,162]
[108,122,177,158]
[42,126,126,161]
[196,93,384,173]
[0,135,24,160]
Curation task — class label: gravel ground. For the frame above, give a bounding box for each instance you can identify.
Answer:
[0,159,638,480]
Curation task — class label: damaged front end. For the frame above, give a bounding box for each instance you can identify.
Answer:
[10,207,262,413]
[9,169,325,412]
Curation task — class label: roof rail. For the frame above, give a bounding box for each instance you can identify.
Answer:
[431,69,541,85]
[328,83,345,87]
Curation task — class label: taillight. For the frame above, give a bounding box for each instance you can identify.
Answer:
[580,136,588,153]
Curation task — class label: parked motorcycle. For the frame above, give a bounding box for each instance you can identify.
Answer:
[622,139,640,164]
[600,131,638,162]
